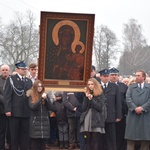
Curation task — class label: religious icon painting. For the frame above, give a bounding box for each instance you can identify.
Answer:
[38,11,95,91]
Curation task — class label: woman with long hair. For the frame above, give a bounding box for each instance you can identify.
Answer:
[27,80,52,150]
[80,78,106,150]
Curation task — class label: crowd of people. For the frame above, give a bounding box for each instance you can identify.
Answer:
[0,61,150,150]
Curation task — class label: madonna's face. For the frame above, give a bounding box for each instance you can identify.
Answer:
[59,25,74,47]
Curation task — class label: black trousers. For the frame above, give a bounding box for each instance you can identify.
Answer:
[0,114,7,150]
[99,122,117,150]
[116,116,127,150]
[68,117,77,144]
[30,138,46,150]
[9,116,30,150]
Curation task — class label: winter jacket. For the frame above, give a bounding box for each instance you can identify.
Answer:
[29,96,52,139]
[63,92,77,118]
[80,93,106,128]
[53,99,68,125]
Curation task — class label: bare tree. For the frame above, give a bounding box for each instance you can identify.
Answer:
[119,19,148,74]
[0,10,39,71]
[93,25,118,70]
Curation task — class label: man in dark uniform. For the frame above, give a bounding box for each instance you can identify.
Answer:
[99,69,122,150]
[4,61,32,150]
[109,67,128,150]
[0,64,10,150]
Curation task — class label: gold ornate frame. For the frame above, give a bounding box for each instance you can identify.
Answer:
[38,11,95,91]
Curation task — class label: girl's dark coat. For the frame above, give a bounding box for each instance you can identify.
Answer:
[80,93,106,128]
[29,96,52,138]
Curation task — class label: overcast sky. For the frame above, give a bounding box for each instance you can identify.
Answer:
[0,0,150,45]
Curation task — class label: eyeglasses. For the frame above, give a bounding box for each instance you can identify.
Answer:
[38,86,43,87]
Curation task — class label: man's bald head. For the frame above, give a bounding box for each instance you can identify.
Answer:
[0,64,10,79]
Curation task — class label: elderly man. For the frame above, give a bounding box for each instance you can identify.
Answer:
[125,70,150,150]
[4,61,32,150]
[0,64,10,150]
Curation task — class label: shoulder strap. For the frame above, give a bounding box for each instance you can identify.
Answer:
[9,76,14,88]
[9,76,24,96]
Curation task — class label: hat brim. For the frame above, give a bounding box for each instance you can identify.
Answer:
[109,73,118,75]
[17,67,27,69]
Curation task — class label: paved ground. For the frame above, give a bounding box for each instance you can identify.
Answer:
[5,142,80,150]
[46,143,80,150]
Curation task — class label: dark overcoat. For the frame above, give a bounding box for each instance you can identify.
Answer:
[4,74,32,117]
[125,82,150,140]
[0,76,6,114]
[117,82,128,116]
[102,82,122,122]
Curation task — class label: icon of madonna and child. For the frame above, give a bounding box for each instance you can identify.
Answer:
[45,20,86,80]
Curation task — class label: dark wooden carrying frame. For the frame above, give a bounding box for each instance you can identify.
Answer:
[38,11,95,91]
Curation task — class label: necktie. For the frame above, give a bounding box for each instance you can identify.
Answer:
[21,77,25,86]
[104,84,107,89]
[103,84,107,93]
[22,77,24,81]
[139,84,142,90]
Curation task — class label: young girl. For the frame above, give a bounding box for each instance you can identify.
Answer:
[27,80,52,150]
[80,78,106,150]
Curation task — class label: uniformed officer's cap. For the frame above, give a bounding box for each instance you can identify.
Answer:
[109,67,119,74]
[99,69,109,76]
[15,61,27,69]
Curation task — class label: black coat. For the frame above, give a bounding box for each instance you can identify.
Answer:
[80,94,106,128]
[53,99,68,125]
[63,92,77,118]
[4,74,32,117]
[117,82,128,116]
[102,82,122,122]
[74,92,85,117]
[0,76,6,114]
[29,96,52,139]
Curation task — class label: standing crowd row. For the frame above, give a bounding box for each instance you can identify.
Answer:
[0,61,150,150]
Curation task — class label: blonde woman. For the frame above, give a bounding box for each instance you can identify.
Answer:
[128,77,136,86]
[27,80,52,150]
[80,78,106,150]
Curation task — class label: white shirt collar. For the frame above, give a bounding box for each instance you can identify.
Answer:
[138,82,144,89]
[101,81,108,87]
[17,73,25,80]
[29,75,36,83]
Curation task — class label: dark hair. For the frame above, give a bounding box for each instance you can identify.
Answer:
[91,65,96,71]
[136,69,146,80]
